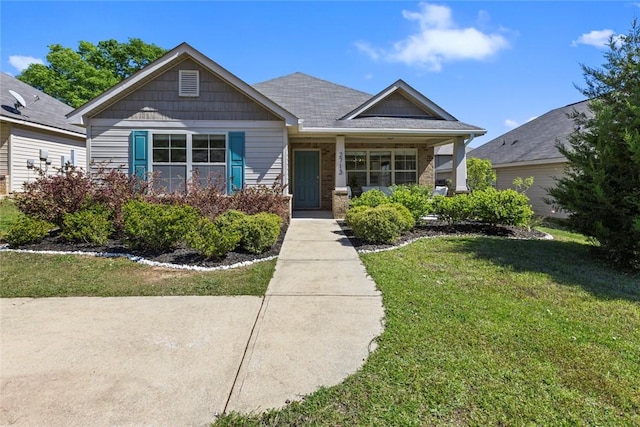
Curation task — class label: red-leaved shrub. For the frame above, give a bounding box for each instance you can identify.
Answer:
[14,164,92,227]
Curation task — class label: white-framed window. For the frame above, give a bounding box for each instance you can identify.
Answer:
[151,132,226,192]
[346,149,417,196]
[179,70,199,97]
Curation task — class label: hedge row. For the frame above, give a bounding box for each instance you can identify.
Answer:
[5,200,282,259]
[13,164,290,233]
[350,186,533,227]
[346,185,534,243]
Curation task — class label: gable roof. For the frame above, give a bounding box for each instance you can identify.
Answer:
[469,100,592,166]
[340,79,456,121]
[67,43,298,126]
[254,73,484,135]
[0,73,85,137]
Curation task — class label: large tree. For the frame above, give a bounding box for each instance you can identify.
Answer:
[550,20,640,269]
[18,38,167,108]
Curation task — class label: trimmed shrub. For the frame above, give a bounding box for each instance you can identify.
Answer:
[389,185,433,222]
[345,205,371,227]
[384,203,416,232]
[472,188,534,226]
[432,195,474,226]
[349,189,389,208]
[347,204,414,244]
[214,209,248,236]
[4,215,54,246]
[122,200,200,251]
[239,213,282,254]
[62,205,113,245]
[185,217,242,259]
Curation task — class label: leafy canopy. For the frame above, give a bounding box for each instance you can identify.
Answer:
[18,38,167,108]
[549,19,640,269]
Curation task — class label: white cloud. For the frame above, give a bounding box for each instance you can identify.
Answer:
[356,3,509,71]
[8,55,44,72]
[504,119,519,129]
[364,73,374,80]
[355,41,382,61]
[572,29,616,48]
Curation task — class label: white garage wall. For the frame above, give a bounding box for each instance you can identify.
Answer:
[9,126,86,192]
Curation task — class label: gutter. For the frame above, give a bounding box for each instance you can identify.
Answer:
[0,116,85,139]
[295,124,486,137]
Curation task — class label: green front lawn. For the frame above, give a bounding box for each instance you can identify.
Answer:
[0,252,275,297]
[216,230,639,426]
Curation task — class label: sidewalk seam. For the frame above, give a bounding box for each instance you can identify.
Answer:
[223,295,266,415]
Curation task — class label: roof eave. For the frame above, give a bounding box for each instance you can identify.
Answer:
[297,125,486,136]
[1,115,85,138]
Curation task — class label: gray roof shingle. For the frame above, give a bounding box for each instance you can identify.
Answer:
[1,73,85,135]
[253,72,483,132]
[469,100,592,165]
[253,72,371,128]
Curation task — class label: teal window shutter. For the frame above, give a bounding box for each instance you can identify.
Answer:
[129,131,148,179]
[227,132,245,193]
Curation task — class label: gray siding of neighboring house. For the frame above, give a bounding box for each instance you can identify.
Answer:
[89,125,286,187]
[94,58,280,122]
[9,126,86,192]
[495,162,567,218]
[360,92,434,118]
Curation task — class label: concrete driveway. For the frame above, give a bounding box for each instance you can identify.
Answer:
[1,296,262,426]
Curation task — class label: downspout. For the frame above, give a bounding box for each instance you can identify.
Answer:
[464,132,475,147]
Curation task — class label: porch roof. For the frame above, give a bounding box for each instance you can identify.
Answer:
[254,72,484,136]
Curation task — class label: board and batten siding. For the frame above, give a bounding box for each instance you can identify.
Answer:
[361,92,434,118]
[9,126,86,192]
[495,162,567,218]
[94,58,279,122]
[89,125,286,187]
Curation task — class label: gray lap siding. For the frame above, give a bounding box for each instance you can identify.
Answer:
[89,125,286,187]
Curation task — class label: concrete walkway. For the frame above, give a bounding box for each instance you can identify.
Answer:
[0,217,384,425]
[225,217,384,413]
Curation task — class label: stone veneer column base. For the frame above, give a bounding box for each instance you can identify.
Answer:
[332,188,349,219]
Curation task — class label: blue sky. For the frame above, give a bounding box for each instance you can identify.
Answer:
[1,1,636,147]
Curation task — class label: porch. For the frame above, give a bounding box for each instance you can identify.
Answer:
[288,135,471,218]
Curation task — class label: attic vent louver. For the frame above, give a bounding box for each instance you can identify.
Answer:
[179,70,199,97]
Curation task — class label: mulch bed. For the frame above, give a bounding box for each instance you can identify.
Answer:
[5,221,548,267]
[7,224,288,269]
[339,220,549,253]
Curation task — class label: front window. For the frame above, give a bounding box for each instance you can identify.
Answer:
[152,133,226,192]
[346,149,417,196]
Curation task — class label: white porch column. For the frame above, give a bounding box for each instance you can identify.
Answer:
[452,136,468,193]
[332,135,349,219]
[335,135,346,188]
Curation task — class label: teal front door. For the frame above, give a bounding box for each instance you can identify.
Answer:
[294,150,320,209]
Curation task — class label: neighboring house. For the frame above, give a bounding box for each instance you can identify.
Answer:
[434,143,472,185]
[67,43,484,218]
[0,73,86,194]
[469,100,592,218]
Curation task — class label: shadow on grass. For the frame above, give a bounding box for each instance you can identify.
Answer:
[457,237,639,302]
